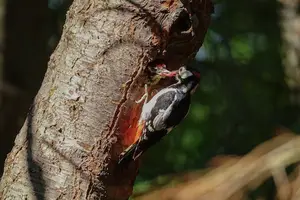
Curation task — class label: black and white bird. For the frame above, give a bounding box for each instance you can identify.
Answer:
[118,66,201,165]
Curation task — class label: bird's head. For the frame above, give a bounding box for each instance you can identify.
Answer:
[177,66,200,81]
[176,66,201,94]
[157,66,200,80]
[155,65,200,94]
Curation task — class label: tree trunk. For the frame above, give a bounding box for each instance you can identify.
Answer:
[279,1,300,199]
[279,0,300,105]
[0,0,212,199]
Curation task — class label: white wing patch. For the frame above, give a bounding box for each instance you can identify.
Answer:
[152,112,165,131]
[140,88,177,122]
[152,90,179,131]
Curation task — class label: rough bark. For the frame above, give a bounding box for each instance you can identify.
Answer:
[0,0,212,199]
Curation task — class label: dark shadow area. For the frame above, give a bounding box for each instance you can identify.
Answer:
[26,105,45,200]
[0,0,66,175]
[0,0,52,175]
[135,1,300,199]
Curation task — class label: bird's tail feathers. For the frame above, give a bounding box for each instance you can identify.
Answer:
[118,142,138,165]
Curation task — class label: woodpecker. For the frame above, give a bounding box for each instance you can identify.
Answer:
[118,66,201,165]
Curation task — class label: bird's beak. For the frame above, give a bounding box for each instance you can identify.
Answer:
[157,69,178,77]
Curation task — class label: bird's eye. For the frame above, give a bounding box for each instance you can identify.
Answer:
[179,67,185,73]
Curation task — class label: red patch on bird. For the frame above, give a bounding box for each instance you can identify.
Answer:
[119,88,156,148]
[156,63,166,69]
[121,105,142,146]
[193,71,201,79]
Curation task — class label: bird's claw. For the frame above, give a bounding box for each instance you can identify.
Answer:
[136,84,149,104]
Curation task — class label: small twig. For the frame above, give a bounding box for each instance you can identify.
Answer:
[272,167,291,200]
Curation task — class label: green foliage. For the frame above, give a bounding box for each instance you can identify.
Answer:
[134,0,300,197]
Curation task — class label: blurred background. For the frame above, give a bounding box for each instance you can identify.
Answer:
[1,0,300,199]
